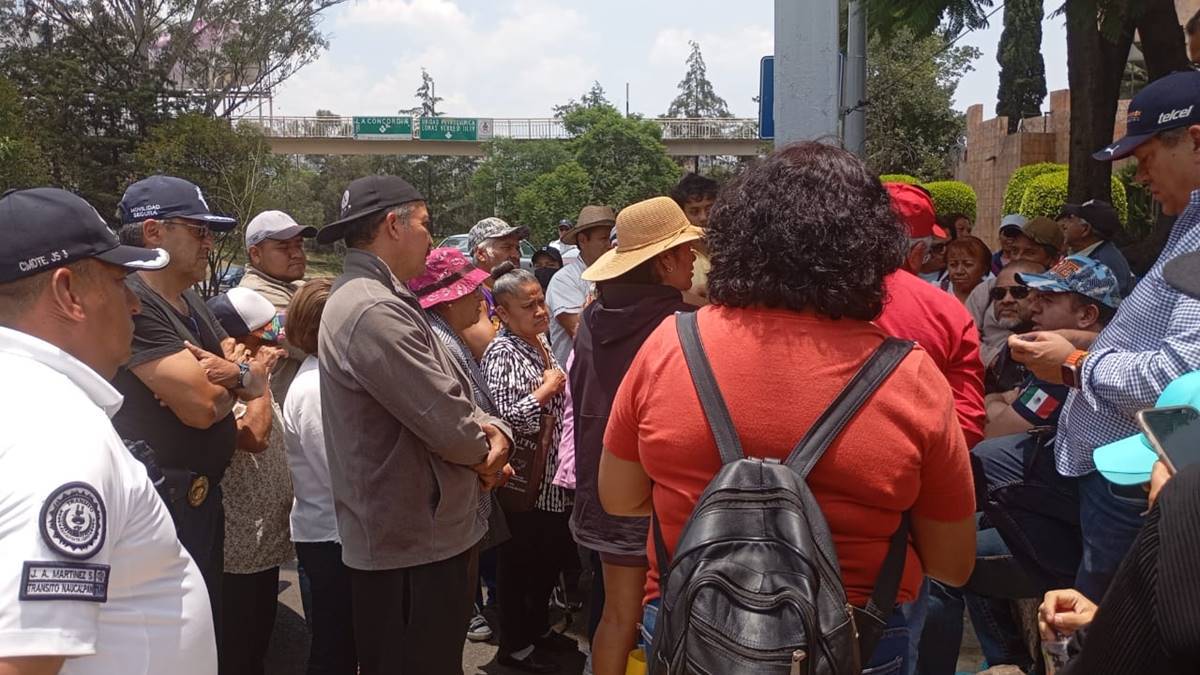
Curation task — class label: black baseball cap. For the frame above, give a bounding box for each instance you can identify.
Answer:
[1094,70,1200,161]
[0,188,170,284]
[118,175,237,229]
[317,175,425,245]
[1057,199,1122,239]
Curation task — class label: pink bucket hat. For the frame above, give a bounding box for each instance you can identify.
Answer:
[406,247,491,309]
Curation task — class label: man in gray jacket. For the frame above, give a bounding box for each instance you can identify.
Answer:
[316,175,513,675]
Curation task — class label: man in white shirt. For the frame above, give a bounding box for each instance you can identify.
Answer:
[0,188,216,675]
[546,205,615,366]
[548,219,579,260]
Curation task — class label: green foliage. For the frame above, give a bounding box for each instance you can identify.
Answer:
[867,0,995,41]
[414,68,444,117]
[134,114,323,295]
[570,109,682,211]
[1116,162,1155,241]
[553,81,613,119]
[1002,163,1067,217]
[0,76,47,190]
[996,0,1047,133]
[879,173,921,185]
[664,41,731,118]
[924,180,977,221]
[513,162,592,245]
[865,28,981,180]
[471,139,573,223]
[1018,171,1128,224]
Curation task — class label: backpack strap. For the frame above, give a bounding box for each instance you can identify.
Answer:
[675,310,745,465]
[783,338,914,477]
[778,337,914,661]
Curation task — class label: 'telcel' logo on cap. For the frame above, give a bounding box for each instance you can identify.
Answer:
[1158,105,1195,125]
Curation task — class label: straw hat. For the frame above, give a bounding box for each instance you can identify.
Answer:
[561,205,616,245]
[581,197,704,282]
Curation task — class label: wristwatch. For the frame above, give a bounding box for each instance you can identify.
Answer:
[1061,350,1088,389]
[235,362,250,390]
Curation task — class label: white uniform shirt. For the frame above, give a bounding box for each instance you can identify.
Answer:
[0,327,216,675]
[281,356,340,543]
[546,256,592,367]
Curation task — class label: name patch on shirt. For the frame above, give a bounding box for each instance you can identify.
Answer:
[20,561,110,602]
[39,482,107,559]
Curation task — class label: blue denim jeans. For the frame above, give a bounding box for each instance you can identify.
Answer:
[641,599,909,673]
[1075,471,1147,602]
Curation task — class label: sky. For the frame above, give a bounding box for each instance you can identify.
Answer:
[269,0,1071,122]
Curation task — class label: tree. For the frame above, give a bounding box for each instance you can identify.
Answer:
[665,41,731,118]
[568,106,682,209]
[996,0,1046,133]
[470,139,573,222]
[553,81,612,118]
[133,113,320,296]
[866,0,994,39]
[414,68,443,117]
[3,0,345,118]
[0,76,48,190]
[863,28,980,179]
[512,162,591,244]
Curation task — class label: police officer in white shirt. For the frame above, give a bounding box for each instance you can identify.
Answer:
[0,188,217,675]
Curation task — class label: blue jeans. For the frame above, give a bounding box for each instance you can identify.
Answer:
[641,599,909,673]
[905,528,1035,675]
[1075,471,1147,602]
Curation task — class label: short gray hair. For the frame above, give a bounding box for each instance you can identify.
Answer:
[492,267,539,308]
[119,223,145,246]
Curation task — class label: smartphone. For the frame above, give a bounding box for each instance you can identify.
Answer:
[1136,405,1200,474]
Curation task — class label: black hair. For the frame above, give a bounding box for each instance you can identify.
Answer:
[344,203,418,249]
[1188,7,1200,35]
[595,255,662,301]
[670,173,720,208]
[705,142,907,320]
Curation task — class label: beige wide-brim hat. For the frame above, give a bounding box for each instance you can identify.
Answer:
[561,204,617,245]
[582,196,705,282]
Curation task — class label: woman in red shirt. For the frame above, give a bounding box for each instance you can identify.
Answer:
[598,142,977,673]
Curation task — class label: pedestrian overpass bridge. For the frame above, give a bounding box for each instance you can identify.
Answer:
[248,116,764,157]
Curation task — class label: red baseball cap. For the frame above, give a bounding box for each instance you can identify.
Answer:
[884,182,947,239]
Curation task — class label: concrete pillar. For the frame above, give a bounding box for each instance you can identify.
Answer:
[774,0,841,146]
[843,0,867,156]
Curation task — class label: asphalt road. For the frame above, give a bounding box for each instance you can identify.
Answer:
[262,562,986,674]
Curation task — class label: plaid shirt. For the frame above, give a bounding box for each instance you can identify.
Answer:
[1057,190,1200,476]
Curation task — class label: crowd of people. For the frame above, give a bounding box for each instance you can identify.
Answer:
[4,68,1200,675]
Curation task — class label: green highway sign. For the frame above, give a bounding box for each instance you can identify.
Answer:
[418,117,494,141]
[353,116,413,139]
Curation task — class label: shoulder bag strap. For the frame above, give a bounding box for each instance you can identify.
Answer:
[675,310,745,466]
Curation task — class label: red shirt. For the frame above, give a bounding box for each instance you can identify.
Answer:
[605,305,975,606]
[876,271,986,448]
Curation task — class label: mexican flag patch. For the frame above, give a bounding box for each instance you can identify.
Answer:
[1019,386,1060,419]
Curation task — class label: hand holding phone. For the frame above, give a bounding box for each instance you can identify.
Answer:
[1136,405,1200,475]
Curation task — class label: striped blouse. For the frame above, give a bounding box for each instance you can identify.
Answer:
[481,328,569,513]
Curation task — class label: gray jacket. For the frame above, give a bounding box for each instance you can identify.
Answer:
[318,249,511,570]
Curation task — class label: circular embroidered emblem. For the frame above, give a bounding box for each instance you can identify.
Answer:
[39,482,106,559]
[340,189,351,215]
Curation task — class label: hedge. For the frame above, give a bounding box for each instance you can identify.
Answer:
[879,173,921,185]
[923,180,977,222]
[1002,163,1067,217]
[1018,172,1129,225]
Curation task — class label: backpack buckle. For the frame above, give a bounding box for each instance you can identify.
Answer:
[790,649,807,675]
[847,603,859,639]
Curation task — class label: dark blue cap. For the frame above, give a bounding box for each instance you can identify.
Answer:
[118,175,237,230]
[0,187,169,284]
[1094,71,1200,161]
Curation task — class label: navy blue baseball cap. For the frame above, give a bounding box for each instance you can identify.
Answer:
[0,188,169,284]
[118,175,237,230]
[1094,71,1200,161]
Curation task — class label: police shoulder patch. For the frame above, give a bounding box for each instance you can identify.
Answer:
[39,482,106,560]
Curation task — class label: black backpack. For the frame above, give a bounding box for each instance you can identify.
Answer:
[648,311,913,674]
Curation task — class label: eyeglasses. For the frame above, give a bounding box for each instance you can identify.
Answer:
[989,285,1032,302]
[168,220,214,240]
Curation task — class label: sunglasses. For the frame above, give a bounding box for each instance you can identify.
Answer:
[989,285,1032,302]
[168,220,214,239]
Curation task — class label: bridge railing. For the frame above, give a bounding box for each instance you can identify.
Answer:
[245,116,759,141]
